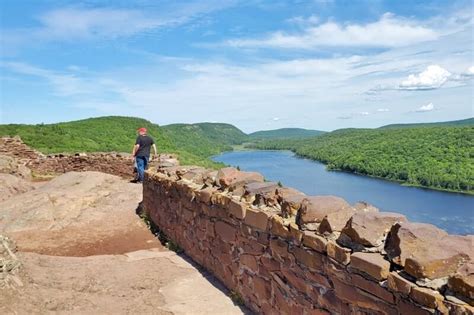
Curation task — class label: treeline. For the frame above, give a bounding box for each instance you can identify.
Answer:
[250,126,474,193]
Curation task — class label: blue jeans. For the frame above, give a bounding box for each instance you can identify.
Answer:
[135,156,148,182]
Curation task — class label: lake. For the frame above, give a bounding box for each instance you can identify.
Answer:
[213,150,474,235]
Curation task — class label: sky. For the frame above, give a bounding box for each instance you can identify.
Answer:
[0,0,473,132]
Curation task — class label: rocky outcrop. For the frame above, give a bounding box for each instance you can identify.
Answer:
[143,165,474,314]
[0,174,35,202]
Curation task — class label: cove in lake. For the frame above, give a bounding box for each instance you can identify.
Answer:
[213,150,474,235]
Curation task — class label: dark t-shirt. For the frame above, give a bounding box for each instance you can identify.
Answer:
[135,135,154,157]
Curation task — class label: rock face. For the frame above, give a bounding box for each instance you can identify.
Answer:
[448,263,474,304]
[0,171,156,255]
[339,211,407,250]
[296,196,351,230]
[385,222,472,280]
[0,174,35,202]
[0,154,31,179]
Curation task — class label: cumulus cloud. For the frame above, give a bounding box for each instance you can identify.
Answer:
[226,13,438,49]
[416,102,435,112]
[399,65,451,90]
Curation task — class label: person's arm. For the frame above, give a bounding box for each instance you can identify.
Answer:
[132,137,140,160]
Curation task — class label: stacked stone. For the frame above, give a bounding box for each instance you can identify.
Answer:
[0,137,44,160]
[143,166,473,315]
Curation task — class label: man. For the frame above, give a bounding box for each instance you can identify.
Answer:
[131,127,157,183]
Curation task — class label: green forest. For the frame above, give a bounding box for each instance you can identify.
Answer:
[0,116,245,168]
[250,126,474,193]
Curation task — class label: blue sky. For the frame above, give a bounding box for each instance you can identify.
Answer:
[0,0,473,132]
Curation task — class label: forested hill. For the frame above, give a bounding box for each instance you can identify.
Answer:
[0,116,246,168]
[250,126,474,193]
[380,118,474,129]
[249,128,325,140]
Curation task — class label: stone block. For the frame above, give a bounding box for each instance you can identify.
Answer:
[244,208,271,231]
[327,241,351,265]
[270,238,289,260]
[240,254,258,273]
[243,182,278,203]
[385,222,471,279]
[217,167,264,190]
[270,215,291,238]
[281,194,306,218]
[253,276,271,300]
[410,286,444,309]
[214,221,236,243]
[351,274,395,304]
[291,246,324,270]
[195,187,216,204]
[289,222,304,245]
[387,272,414,296]
[397,299,433,315]
[448,262,474,305]
[229,199,246,219]
[302,231,328,253]
[318,208,355,235]
[297,196,351,230]
[350,252,390,281]
[340,211,407,249]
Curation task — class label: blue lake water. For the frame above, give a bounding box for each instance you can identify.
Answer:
[213,150,474,235]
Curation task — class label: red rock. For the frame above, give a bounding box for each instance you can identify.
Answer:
[244,208,271,231]
[195,187,217,204]
[353,201,379,213]
[387,272,414,296]
[270,216,290,238]
[318,208,356,235]
[397,299,433,315]
[281,194,306,218]
[217,167,264,190]
[327,241,351,265]
[350,252,390,281]
[302,231,327,253]
[448,262,474,304]
[270,238,289,260]
[385,222,471,279]
[297,196,351,230]
[351,274,395,304]
[240,254,258,273]
[340,211,407,249]
[291,246,324,270]
[243,182,278,205]
[253,276,271,300]
[228,199,246,219]
[214,221,237,243]
[410,286,444,309]
[289,222,303,245]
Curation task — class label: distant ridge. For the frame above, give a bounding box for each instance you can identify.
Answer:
[380,118,474,129]
[249,128,325,140]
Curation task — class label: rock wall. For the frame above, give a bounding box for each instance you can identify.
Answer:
[143,165,473,315]
[0,137,178,179]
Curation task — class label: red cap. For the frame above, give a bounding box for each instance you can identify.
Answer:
[137,127,147,133]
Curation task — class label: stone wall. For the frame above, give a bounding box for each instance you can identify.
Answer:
[143,165,473,315]
[0,137,178,179]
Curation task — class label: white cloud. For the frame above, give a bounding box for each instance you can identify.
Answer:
[272,117,280,121]
[399,65,451,90]
[416,102,435,112]
[359,111,370,116]
[376,108,390,112]
[468,66,474,74]
[287,15,319,27]
[226,13,438,49]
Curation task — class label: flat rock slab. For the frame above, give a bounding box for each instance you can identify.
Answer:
[385,222,472,280]
[297,195,351,230]
[0,249,248,315]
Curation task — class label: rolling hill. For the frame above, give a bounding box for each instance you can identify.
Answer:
[380,117,474,129]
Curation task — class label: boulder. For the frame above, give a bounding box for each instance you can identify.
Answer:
[339,211,407,250]
[353,201,379,213]
[385,222,472,280]
[0,174,35,202]
[243,182,279,206]
[180,167,211,184]
[319,208,356,235]
[448,263,474,305]
[296,196,351,231]
[280,193,306,218]
[350,252,390,281]
[216,167,264,191]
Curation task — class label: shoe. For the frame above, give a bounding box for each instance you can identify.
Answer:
[130,179,141,183]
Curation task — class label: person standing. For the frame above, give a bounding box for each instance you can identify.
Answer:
[131,127,157,183]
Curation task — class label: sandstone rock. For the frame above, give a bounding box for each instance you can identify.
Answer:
[387,272,414,296]
[327,241,351,265]
[297,196,351,230]
[385,222,471,279]
[353,201,379,213]
[195,187,218,204]
[281,194,306,218]
[180,167,210,184]
[228,199,247,219]
[302,231,327,253]
[243,182,278,205]
[0,154,31,179]
[216,167,264,190]
[244,208,271,231]
[318,208,356,235]
[0,174,35,202]
[410,286,444,309]
[351,274,395,304]
[270,216,291,238]
[448,263,474,305]
[339,211,407,250]
[350,252,390,281]
[215,221,237,243]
